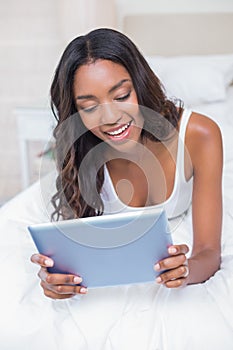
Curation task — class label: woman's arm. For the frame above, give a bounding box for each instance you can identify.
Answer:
[154,113,223,287]
[185,113,223,284]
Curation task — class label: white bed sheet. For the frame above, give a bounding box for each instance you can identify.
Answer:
[0,90,233,349]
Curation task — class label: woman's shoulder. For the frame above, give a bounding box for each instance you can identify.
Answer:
[185,111,222,149]
[182,112,223,172]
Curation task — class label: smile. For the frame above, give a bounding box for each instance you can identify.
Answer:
[105,122,131,137]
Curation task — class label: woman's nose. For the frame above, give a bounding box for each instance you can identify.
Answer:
[100,103,121,125]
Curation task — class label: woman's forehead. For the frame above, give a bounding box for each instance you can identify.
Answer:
[73,60,131,95]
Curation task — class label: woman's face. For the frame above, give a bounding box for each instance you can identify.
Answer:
[73,59,144,153]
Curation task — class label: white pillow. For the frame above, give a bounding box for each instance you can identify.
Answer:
[146,54,233,107]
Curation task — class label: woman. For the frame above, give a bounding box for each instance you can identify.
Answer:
[31,28,222,299]
[1,28,232,349]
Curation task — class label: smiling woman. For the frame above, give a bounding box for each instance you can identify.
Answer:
[29,26,220,298]
[45,27,224,288]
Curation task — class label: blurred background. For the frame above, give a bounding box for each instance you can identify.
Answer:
[1,0,233,205]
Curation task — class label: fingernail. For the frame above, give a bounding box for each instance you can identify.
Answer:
[80,287,88,294]
[73,276,82,284]
[154,263,160,271]
[168,247,177,254]
[156,276,162,283]
[44,259,53,267]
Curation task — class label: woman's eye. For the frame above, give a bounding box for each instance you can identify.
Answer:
[82,105,98,114]
[115,91,131,101]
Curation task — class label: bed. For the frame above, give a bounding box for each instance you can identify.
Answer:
[0,13,233,350]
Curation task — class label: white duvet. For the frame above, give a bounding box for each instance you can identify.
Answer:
[0,89,233,349]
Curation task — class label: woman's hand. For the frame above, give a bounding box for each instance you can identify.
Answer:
[154,244,189,288]
[30,253,88,299]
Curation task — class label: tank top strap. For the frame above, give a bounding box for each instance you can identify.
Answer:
[176,109,193,182]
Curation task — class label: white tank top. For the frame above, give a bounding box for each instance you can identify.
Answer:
[100,109,193,219]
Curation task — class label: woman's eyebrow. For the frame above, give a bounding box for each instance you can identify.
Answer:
[76,94,95,101]
[75,79,131,101]
[108,79,131,94]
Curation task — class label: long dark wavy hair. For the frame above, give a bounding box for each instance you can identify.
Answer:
[50,28,182,221]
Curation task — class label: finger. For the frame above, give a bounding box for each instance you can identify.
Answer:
[38,269,83,285]
[164,278,187,288]
[41,281,88,296]
[168,244,189,256]
[155,254,187,271]
[31,253,54,268]
[183,265,189,278]
[156,265,189,284]
[42,286,76,300]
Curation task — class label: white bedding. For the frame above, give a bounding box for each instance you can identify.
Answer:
[0,88,233,349]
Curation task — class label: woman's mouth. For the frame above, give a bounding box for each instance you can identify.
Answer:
[105,121,132,141]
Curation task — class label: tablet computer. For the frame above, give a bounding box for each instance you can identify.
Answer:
[28,208,172,288]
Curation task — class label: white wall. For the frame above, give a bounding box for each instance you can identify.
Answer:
[0,0,62,202]
[116,0,233,27]
[58,0,116,45]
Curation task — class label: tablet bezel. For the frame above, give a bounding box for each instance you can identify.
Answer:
[28,208,172,288]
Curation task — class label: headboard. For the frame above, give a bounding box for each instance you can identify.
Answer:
[123,13,233,56]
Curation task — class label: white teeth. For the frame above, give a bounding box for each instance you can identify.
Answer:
[107,122,130,136]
